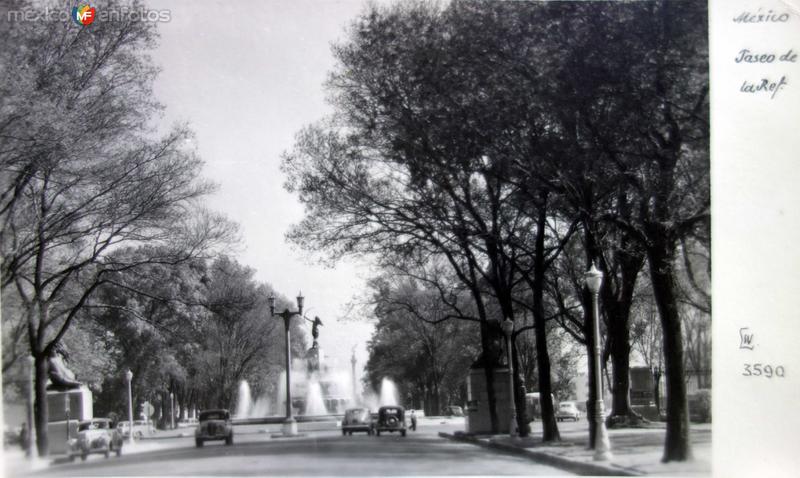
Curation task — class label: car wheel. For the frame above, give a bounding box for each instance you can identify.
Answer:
[69,455,75,462]
[135,431,143,439]
[225,434,233,446]
[195,438,204,448]
[81,453,87,461]
[104,445,110,459]
[116,444,122,457]
[401,430,406,437]
[342,429,346,436]
[376,430,380,436]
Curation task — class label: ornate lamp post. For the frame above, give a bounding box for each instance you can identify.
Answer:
[585,263,612,461]
[268,291,304,436]
[125,370,134,445]
[350,348,358,406]
[500,318,517,438]
[64,394,71,448]
[26,356,35,457]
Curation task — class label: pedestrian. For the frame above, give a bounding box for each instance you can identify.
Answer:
[19,423,29,453]
[410,410,417,431]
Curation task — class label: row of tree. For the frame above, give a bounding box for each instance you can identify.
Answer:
[283,0,709,462]
[0,0,303,456]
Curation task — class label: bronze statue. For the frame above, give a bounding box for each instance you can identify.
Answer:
[311,316,323,341]
[47,343,81,390]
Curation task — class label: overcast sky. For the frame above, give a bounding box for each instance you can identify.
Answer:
[150,0,382,378]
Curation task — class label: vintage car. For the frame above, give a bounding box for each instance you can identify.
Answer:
[443,405,464,417]
[342,408,374,435]
[374,406,406,437]
[195,409,233,447]
[68,418,123,461]
[555,401,581,421]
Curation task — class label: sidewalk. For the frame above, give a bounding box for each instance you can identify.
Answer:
[440,422,711,476]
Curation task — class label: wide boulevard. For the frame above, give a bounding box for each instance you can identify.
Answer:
[10,419,573,476]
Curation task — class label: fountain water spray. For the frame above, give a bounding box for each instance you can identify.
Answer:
[379,377,399,406]
[236,381,252,418]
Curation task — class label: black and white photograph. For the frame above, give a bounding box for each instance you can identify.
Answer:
[0,0,796,476]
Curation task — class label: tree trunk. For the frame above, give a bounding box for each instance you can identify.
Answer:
[531,193,560,442]
[609,335,634,418]
[479,319,500,433]
[653,369,662,414]
[510,342,529,437]
[34,353,49,457]
[648,241,692,462]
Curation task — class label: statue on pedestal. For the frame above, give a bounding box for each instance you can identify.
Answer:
[46,343,82,391]
[311,316,323,342]
[306,316,324,375]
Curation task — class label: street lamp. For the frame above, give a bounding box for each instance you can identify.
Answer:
[125,370,134,445]
[350,348,358,406]
[500,318,517,438]
[585,263,612,461]
[268,291,305,436]
[64,394,71,449]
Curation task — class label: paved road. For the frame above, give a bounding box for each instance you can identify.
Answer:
[18,427,571,476]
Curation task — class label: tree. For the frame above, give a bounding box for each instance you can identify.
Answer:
[0,2,235,455]
[366,273,479,415]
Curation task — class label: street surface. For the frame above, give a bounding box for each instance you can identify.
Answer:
[8,419,573,476]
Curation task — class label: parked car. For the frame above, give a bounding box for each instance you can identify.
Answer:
[68,418,123,461]
[195,409,233,447]
[555,401,581,422]
[342,407,374,435]
[117,420,155,439]
[442,406,464,417]
[374,406,406,437]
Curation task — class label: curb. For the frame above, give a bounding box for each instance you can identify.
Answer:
[439,432,643,476]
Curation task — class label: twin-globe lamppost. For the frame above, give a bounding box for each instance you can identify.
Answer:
[585,263,612,461]
[500,318,517,438]
[268,291,304,436]
[125,369,134,445]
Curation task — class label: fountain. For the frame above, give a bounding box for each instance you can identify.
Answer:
[305,381,327,415]
[235,381,253,418]
[379,377,399,406]
[233,315,360,419]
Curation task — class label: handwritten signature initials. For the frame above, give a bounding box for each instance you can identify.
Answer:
[739,327,755,350]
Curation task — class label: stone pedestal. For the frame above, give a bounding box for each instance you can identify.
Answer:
[466,368,513,434]
[282,417,298,436]
[46,387,93,422]
[45,387,92,454]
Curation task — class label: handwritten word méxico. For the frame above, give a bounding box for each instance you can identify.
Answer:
[735,49,798,64]
[733,10,791,23]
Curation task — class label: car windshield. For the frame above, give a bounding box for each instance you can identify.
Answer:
[200,411,228,421]
[559,403,574,409]
[346,409,367,420]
